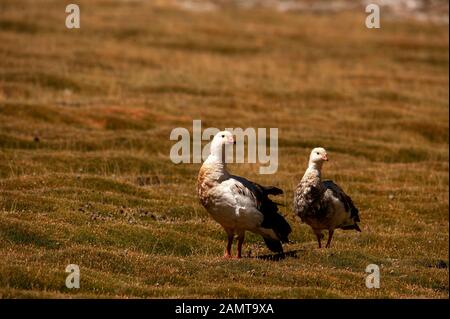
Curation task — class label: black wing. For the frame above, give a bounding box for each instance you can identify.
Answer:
[231,175,292,250]
[323,180,360,222]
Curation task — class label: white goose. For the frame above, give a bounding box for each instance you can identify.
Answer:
[197,131,291,258]
[294,147,361,248]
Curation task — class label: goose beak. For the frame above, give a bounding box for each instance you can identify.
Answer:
[322,154,328,161]
[227,136,235,145]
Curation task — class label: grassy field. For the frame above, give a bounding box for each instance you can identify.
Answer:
[0,0,448,298]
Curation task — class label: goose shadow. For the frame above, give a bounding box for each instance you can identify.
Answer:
[249,249,305,261]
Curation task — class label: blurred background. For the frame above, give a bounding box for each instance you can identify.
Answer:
[0,0,448,298]
[170,0,448,22]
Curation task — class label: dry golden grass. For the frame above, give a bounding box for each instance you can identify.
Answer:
[0,0,448,298]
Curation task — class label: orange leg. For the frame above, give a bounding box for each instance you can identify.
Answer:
[236,233,245,258]
[325,229,334,248]
[224,233,233,258]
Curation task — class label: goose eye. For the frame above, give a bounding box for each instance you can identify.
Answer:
[221,135,225,138]
[316,152,320,155]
